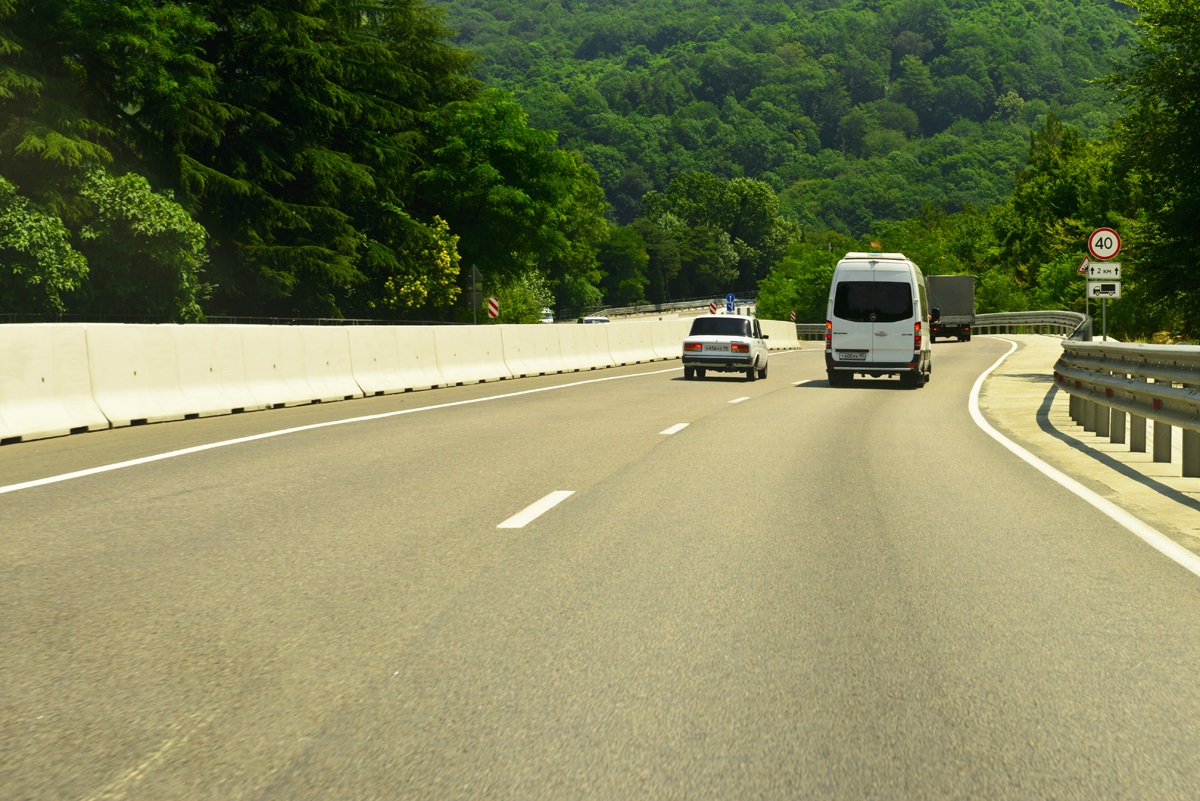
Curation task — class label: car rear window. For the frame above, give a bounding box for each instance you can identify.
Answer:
[833,281,913,323]
[689,317,752,337]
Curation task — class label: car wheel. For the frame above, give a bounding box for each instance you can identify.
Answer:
[746,365,756,381]
[697,368,706,379]
[757,362,768,379]
[684,366,694,380]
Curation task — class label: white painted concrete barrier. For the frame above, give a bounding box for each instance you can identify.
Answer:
[170,325,265,416]
[761,319,800,350]
[0,324,108,442]
[557,324,614,372]
[500,324,568,377]
[239,326,362,408]
[86,324,195,426]
[650,318,688,361]
[348,326,445,395]
[606,320,661,365]
[434,326,512,385]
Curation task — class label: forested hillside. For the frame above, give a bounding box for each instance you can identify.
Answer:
[439,0,1136,231]
[1,0,1196,337]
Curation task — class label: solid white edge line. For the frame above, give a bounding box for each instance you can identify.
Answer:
[497,490,575,529]
[973,338,1200,578]
[1,366,682,496]
[660,423,689,435]
[729,397,750,404]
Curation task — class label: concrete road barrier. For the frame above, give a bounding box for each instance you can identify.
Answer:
[170,325,265,416]
[349,326,446,395]
[86,324,196,426]
[500,324,569,377]
[606,320,661,365]
[652,318,691,361]
[557,324,614,372]
[239,326,363,408]
[0,324,109,442]
[761,319,800,350]
[434,326,512,385]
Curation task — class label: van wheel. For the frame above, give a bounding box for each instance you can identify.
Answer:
[900,372,921,388]
[828,371,850,387]
[684,366,694,380]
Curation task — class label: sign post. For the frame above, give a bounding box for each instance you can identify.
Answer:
[1084,229,1121,340]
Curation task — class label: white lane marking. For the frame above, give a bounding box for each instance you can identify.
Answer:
[497,490,574,529]
[660,423,689,435]
[83,710,216,801]
[793,380,817,387]
[729,397,750,404]
[0,367,682,497]
[972,338,1200,579]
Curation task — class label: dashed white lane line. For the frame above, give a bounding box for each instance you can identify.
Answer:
[729,397,750,404]
[973,338,1200,579]
[660,423,689,435]
[497,491,575,529]
[0,366,682,497]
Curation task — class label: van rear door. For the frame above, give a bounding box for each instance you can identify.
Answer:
[831,270,915,364]
[869,273,916,364]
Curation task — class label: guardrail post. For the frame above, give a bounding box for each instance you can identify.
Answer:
[1130,375,1148,452]
[1111,407,1126,445]
[1185,430,1200,478]
[1153,419,1173,464]
[1069,393,1079,423]
[1096,400,1111,438]
[1083,398,1097,433]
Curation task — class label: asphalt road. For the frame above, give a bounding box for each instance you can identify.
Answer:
[5,338,1200,799]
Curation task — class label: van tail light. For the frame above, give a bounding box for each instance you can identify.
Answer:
[731,342,750,353]
[913,321,922,351]
[825,320,833,351]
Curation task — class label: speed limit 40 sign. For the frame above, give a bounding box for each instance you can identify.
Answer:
[1087,227,1121,261]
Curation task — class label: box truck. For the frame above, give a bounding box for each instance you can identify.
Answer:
[926,275,975,342]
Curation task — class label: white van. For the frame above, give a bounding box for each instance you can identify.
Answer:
[824,252,937,388]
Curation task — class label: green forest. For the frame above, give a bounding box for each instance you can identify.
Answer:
[1,0,1197,338]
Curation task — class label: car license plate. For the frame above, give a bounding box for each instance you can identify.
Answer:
[838,351,866,361]
[705,343,730,352]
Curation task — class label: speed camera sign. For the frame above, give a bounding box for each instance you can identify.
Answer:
[1087,227,1121,261]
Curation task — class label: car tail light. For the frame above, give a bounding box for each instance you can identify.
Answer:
[913,321,922,351]
[825,320,832,351]
[684,341,702,352]
[731,342,749,353]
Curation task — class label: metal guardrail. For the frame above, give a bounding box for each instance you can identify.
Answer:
[974,311,1091,339]
[585,293,759,321]
[793,310,1091,343]
[1053,341,1200,477]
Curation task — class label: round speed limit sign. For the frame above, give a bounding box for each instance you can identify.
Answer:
[1087,227,1121,261]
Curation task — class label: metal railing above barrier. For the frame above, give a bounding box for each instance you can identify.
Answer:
[1053,341,1200,477]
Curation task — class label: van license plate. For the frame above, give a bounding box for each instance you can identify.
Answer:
[838,351,866,361]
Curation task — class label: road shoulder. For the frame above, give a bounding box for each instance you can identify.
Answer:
[977,334,1200,557]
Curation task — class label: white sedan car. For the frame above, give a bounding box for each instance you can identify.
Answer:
[682,314,769,381]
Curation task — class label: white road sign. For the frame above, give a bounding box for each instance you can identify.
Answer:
[1088,262,1121,279]
[1087,227,1121,261]
[1087,281,1121,299]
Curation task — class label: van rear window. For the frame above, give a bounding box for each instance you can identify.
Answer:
[689,317,752,337]
[833,281,913,323]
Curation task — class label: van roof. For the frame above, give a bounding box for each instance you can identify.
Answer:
[839,252,911,261]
